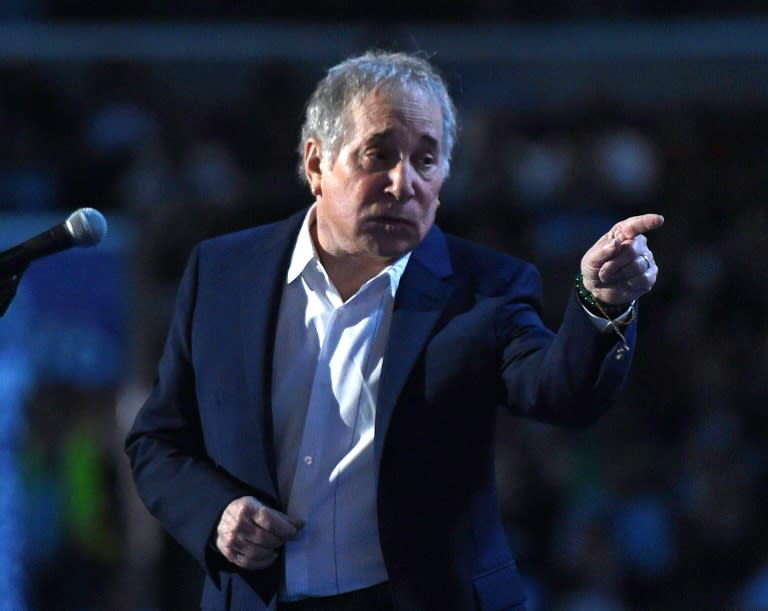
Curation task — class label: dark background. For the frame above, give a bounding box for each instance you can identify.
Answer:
[1,3,767,610]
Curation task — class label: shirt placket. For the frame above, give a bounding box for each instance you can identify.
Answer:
[285,301,361,593]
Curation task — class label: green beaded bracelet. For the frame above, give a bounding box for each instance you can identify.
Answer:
[575,272,632,320]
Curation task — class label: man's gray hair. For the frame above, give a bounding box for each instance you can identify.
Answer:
[297,50,458,184]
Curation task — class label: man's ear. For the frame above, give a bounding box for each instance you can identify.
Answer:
[304,138,323,197]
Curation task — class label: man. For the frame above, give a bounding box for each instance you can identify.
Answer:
[126,50,663,610]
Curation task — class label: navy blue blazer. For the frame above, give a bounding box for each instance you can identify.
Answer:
[126,208,636,610]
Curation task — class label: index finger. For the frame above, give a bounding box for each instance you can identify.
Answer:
[613,213,664,241]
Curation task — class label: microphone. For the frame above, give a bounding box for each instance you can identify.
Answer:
[0,207,108,278]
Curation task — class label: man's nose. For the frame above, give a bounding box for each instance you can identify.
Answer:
[385,159,415,202]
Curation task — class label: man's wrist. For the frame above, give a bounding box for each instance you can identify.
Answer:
[575,272,633,320]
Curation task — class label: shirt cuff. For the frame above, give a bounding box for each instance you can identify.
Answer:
[580,301,636,332]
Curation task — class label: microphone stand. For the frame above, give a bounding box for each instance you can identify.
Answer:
[0,267,27,317]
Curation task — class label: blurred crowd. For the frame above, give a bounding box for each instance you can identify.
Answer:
[1,48,768,611]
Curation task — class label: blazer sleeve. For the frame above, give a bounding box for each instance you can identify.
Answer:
[496,262,636,427]
[125,245,260,583]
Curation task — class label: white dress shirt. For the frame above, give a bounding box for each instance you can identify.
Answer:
[271,208,409,601]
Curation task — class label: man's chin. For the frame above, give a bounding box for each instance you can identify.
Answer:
[368,237,419,260]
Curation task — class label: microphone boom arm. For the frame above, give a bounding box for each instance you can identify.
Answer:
[0,267,27,317]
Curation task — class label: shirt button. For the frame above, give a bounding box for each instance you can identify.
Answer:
[304,455,313,465]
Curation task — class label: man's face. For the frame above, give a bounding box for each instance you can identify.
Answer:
[307,85,446,263]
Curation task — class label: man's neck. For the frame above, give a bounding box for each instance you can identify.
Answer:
[308,217,396,301]
[318,251,392,302]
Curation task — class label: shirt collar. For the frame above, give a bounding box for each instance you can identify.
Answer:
[286,205,411,298]
[286,206,319,284]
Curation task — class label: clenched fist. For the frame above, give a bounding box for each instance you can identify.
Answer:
[215,496,304,570]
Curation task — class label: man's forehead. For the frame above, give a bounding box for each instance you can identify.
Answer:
[348,85,443,140]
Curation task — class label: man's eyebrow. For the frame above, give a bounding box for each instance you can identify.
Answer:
[420,134,440,149]
[364,131,440,148]
[363,129,440,151]
[364,130,394,144]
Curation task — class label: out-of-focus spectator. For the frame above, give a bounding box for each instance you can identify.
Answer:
[22,384,122,610]
[66,61,161,212]
[0,63,75,211]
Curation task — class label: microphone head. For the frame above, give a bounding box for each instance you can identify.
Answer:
[66,208,108,247]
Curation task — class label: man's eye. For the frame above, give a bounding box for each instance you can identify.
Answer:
[417,154,437,170]
[366,148,387,160]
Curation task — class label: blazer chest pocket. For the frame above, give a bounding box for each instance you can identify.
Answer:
[472,562,527,611]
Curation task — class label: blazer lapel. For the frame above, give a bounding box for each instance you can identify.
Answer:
[236,211,305,496]
[375,226,455,461]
